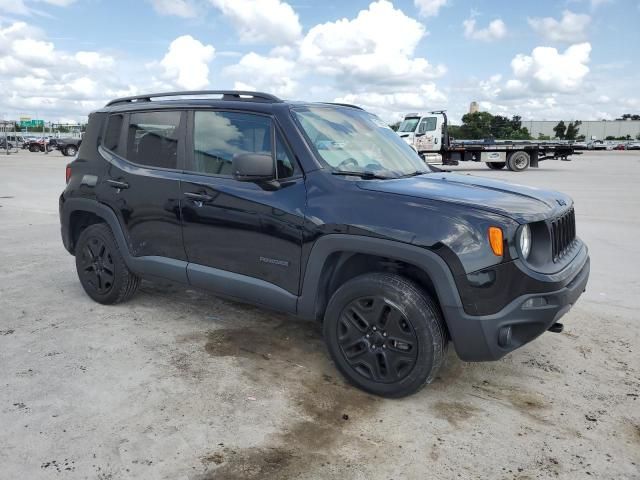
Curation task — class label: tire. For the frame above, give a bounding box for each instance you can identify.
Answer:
[75,223,140,305]
[507,151,530,171]
[29,144,39,152]
[64,145,77,157]
[323,272,448,398]
[487,162,506,170]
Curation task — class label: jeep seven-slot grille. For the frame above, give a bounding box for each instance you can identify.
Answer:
[550,207,576,262]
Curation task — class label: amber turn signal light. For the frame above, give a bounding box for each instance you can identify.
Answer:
[488,226,504,256]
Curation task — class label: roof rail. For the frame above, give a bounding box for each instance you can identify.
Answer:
[105,90,282,107]
[322,102,364,110]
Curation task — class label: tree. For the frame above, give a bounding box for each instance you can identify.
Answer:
[565,121,582,140]
[458,111,493,139]
[553,121,566,139]
[457,112,531,140]
[388,122,400,131]
[616,114,640,121]
[447,125,462,139]
[538,133,551,140]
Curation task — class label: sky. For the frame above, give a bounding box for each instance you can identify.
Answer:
[0,0,638,124]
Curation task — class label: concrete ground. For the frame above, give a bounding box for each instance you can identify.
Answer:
[0,150,638,480]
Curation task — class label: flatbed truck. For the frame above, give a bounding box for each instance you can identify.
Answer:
[397,111,578,171]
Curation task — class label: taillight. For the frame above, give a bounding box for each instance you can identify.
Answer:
[65,164,72,184]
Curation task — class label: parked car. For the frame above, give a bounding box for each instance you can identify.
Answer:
[50,137,82,156]
[25,137,54,152]
[613,143,626,150]
[587,140,608,150]
[59,90,590,397]
[626,142,640,150]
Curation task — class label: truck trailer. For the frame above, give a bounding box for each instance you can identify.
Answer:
[397,112,578,172]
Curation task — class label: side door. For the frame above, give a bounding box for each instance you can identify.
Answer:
[415,116,439,153]
[96,110,187,263]
[180,109,306,299]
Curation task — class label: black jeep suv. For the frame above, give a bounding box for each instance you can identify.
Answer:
[60,91,590,397]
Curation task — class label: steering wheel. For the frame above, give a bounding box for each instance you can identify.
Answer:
[336,157,359,170]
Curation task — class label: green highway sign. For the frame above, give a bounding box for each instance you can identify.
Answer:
[20,119,44,128]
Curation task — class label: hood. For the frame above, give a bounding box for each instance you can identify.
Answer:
[357,172,572,223]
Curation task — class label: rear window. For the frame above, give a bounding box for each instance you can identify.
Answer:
[125,111,182,169]
[103,114,123,153]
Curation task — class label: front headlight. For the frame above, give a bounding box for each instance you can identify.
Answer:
[519,224,532,259]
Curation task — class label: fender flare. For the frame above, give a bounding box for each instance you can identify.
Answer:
[296,234,463,320]
[61,197,188,283]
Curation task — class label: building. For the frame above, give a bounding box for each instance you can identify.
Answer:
[521,120,640,140]
[469,101,479,114]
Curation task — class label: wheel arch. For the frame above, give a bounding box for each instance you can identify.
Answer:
[61,197,189,283]
[62,198,132,260]
[296,235,463,325]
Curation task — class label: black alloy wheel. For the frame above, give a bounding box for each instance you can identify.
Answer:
[337,296,418,384]
[75,223,140,304]
[324,272,447,398]
[79,235,115,296]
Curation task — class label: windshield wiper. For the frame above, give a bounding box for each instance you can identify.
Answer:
[397,170,429,178]
[332,171,391,180]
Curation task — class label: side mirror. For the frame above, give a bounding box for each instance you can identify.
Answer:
[232,152,274,182]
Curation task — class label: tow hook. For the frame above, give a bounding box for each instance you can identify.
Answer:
[548,322,564,333]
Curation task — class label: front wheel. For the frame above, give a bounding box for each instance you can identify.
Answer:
[323,273,448,398]
[64,145,78,157]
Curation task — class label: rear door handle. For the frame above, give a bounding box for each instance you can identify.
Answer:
[107,179,129,190]
[184,191,213,206]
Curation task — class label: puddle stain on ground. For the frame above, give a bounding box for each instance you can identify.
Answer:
[197,319,380,479]
[431,401,481,427]
[471,380,548,424]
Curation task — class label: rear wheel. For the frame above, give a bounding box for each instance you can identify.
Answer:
[75,223,140,304]
[323,273,447,398]
[507,151,530,171]
[487,162,506,170]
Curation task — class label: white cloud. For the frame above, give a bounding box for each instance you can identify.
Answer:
[528,10,590,43]
[0,19,157,120]
[225,52,298,97]
[0,0,76,16]
[414,0,448,17]
[74,51,115,70]
[150,0,197,18]
[334,83,447,121]
[299,0,445,91]
[159,35,215,90]
[511,42,591,93]
[463,18,507,42]
[209,0,302,44]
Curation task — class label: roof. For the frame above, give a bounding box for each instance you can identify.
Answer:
[101,90,364,113]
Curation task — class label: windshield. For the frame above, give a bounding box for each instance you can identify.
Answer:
[398,117,420,132]
[292,106,428,177]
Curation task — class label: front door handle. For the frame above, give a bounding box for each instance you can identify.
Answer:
[107,179,129,190]
[184,192,213,206]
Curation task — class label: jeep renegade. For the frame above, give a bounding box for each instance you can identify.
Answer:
[60,91,590,397]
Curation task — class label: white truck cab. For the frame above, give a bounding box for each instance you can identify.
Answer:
[397,112,445,162]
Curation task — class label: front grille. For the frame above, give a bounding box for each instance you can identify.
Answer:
[550,207,576,262]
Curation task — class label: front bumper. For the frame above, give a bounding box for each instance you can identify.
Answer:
[443,252,590,361]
